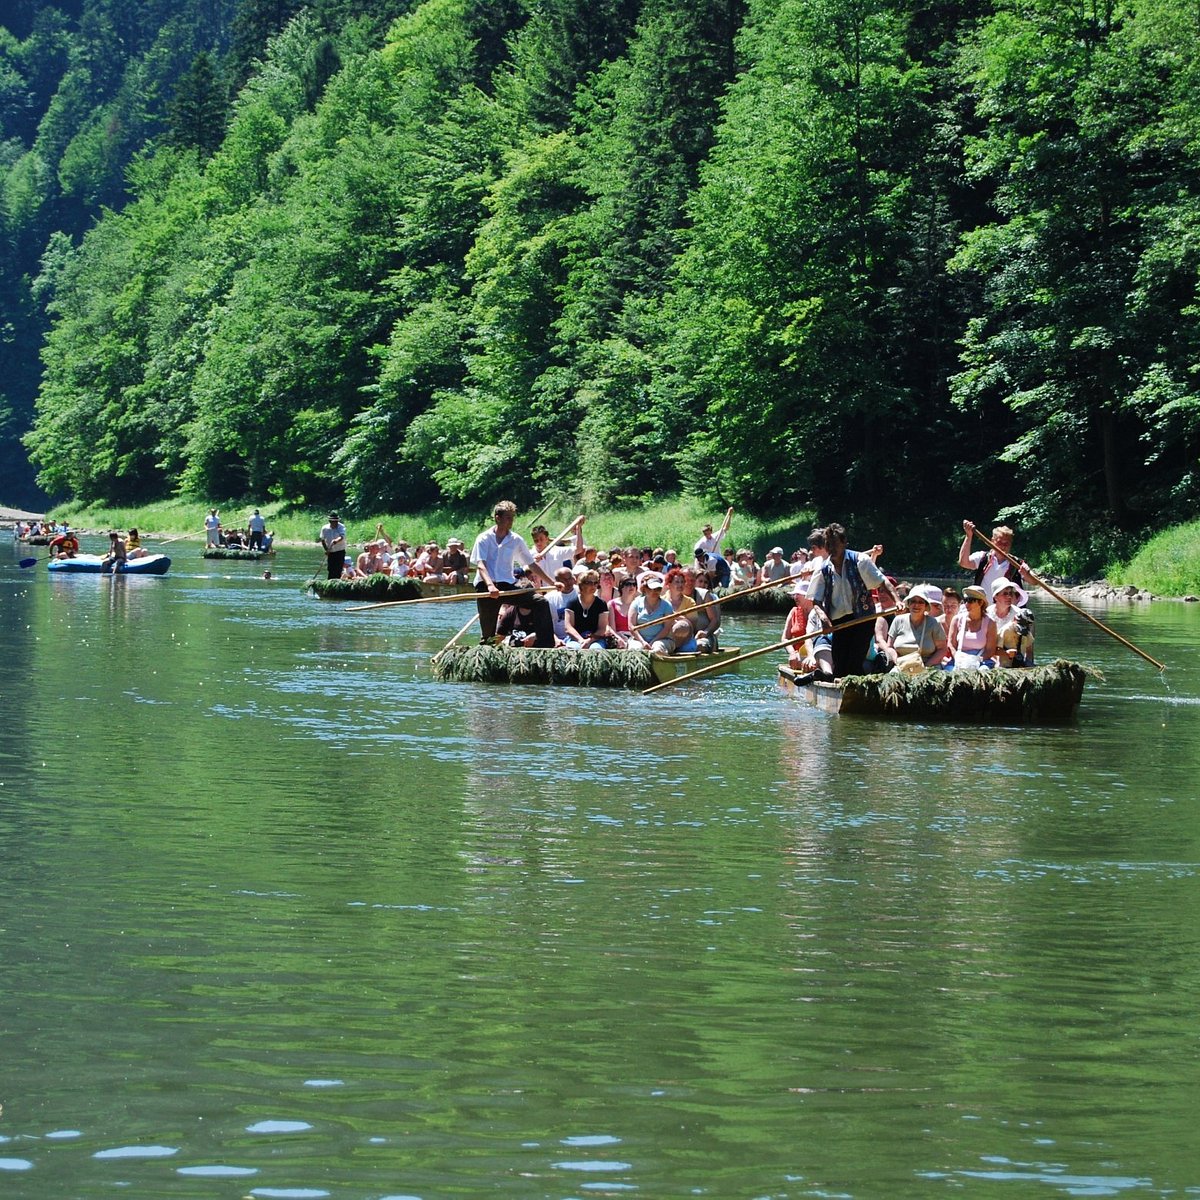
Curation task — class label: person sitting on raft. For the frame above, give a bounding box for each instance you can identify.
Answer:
[355,540,389,578]
[806,522,901,677]
[652,568,700,654]
[784,583,833,677]
[125,528,149,559]
[947,585,998,668]
[563,570,612,651]
[100,530,127,573]
[606,576,638,648]
[442,538,470,584]
[989,578,1035,668]
[881,585,948,673]
[47,527,80,559]
[495,580,557,647]
[680,566,721,652]
[628,573,674,650]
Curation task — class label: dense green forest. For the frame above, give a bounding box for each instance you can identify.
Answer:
[2,0,1199,563]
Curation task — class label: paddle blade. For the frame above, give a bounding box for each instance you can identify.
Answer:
[19,557,37,568]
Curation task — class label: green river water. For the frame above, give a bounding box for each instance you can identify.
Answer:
[2,539,1199,1199]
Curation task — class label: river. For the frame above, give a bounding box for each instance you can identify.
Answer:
[2,539,1198,1198]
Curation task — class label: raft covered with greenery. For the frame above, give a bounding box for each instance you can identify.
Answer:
[203,547,273,560]
[307,574,423,602]
[432,644,655,690]
[716,585,795,613]
[780,660,1090,724]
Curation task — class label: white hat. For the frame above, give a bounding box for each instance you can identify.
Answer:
[990,577,1029,607]
[921,585,944,605]
[770,546,784,555]
[792,580,811,597]
[641,572,665,590]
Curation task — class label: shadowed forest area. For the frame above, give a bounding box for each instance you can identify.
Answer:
[3,0,1200,571]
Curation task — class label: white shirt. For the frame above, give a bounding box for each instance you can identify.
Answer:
[471,527,535,586]
[694,534,720,556]
[549,588,578,640]
[536,542,575,575]
[248,513,266,533]
[320,522,347,553]
[970,550,1015,594]
[806,553,886,620]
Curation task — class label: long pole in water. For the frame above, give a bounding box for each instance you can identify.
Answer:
[641,608,900,695]
[346,586,556,612]
[432,613,480,664]
[969,523,1166,672]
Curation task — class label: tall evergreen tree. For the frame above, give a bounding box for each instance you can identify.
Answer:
[166,50,227,155]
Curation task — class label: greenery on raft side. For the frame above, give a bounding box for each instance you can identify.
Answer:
[1107,520,1200,595]
[49,497,821,560]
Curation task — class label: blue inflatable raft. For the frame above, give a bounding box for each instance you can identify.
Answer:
[48,553,171,575]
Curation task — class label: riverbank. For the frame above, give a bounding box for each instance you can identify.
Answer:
[41,497,1200,599]
[47,497,824,563]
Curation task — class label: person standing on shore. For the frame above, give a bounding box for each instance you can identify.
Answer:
[319,512,348,580]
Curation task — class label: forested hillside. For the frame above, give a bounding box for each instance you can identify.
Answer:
[3,0,1198,562]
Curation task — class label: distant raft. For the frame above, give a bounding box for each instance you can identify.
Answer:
[48,553,171,576]
[307,574,424,601]
[778,659,1090,724]
[203,547,274,560]
[715,584,794,613]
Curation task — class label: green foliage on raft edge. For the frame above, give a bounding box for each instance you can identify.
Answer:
[202,547,274,560]
[431,645,656,690]
[836,660,1092,724]
[715,586,795,613]
[307,574,424,602]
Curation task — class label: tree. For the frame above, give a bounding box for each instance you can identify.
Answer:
[951,0,1200,538]
[659,0,947,513]
[166,51,228,155]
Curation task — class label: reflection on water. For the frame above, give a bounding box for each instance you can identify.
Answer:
[2,546,1200,1196]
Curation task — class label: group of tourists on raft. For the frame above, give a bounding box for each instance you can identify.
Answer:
[784,520,1036,682]
[458,503,1037,674]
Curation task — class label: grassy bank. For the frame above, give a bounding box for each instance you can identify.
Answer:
[54,494,1158,582]
[49,497,822,560]
[1107,520,1200,595]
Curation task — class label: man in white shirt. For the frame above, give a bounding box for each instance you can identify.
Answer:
[471,501,554,639]
[958,520,1032,593]
[205,509,221,547]
[694,507,734,558]
[319,512,348,579]
[247,508,266,551]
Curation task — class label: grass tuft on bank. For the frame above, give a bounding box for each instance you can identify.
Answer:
[1107,520,1200,596]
